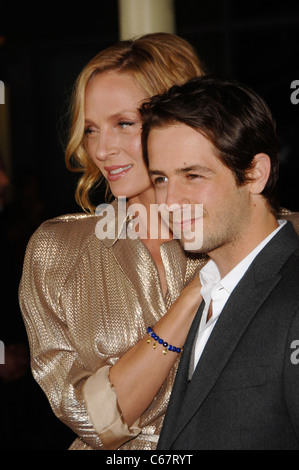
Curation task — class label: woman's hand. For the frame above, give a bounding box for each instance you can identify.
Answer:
[109,273,203,427]
[177,275,202,310]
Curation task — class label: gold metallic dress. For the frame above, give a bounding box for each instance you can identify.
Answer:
[19,200,207,450]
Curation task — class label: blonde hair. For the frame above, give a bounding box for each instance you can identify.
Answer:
[65,32,205,213]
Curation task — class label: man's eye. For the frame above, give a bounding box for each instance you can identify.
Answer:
[153,176,167,186]
[119,121,134,129]
[187,173,202,180]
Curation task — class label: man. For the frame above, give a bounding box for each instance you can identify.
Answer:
[140,77,299,449]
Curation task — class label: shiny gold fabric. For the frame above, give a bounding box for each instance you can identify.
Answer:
[19,200,206,450]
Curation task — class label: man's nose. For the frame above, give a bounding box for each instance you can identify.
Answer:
[164,180,187,208]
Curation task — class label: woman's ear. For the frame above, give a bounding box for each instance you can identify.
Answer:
[247,153,271,195]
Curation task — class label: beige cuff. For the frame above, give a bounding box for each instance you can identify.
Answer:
[83,365,141,450]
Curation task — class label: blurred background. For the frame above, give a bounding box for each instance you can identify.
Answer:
[0,0,298,449]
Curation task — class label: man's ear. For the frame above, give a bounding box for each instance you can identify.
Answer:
[247,153,271,195]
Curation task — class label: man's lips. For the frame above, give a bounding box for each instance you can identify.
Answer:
[104,164,133,180]
[171,217,202,229]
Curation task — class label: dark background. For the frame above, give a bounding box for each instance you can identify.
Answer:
[0,0,298,449]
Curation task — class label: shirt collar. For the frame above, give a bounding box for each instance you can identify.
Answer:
[200,219,287,296]
[199,260,221,305]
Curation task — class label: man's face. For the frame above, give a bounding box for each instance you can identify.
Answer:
[147,123,251,256]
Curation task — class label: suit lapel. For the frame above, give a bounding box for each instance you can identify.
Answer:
[157,301,205,448]
[171,271,279,444]
[166,222,299,448]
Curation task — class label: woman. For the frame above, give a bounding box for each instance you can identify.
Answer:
[19,33,207,450]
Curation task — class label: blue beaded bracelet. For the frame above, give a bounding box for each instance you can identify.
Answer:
[146,326,184,355]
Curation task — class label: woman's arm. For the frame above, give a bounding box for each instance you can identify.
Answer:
[19,221,105,449]
[109,275,202,427]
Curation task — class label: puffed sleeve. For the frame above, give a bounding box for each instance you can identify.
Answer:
[83,366,140,449]
[19,217,140,449]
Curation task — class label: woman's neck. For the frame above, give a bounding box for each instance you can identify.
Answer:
[127,187,173,243]
[127,187,172,298]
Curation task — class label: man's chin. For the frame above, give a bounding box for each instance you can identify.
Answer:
[179,236,204,253]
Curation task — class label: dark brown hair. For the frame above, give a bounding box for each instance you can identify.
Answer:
[141,76,280,212]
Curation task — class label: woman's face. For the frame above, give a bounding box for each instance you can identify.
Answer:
[84,71,153,202]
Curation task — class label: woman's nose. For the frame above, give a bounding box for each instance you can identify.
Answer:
[94,129,118,161]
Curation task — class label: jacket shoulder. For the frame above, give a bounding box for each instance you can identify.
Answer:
[30,212,97,246]
[23,213,99,282]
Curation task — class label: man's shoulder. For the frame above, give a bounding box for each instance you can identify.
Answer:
[278,208,299,236]
[270,236,299,304]
[281,246,299,278]
[250,221,299,288]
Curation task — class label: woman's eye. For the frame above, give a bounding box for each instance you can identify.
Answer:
[84,127,96,136]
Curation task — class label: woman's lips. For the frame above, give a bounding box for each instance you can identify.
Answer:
[104,164,133,181]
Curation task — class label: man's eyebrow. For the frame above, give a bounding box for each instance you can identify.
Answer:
[179,165,215,174]
[148,165,214,176]
[148,169,167,176]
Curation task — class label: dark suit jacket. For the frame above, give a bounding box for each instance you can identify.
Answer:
[158,222,299,450]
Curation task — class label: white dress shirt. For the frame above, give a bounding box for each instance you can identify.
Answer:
[191,220,287,374]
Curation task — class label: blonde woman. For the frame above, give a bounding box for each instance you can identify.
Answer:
[19,33,207,450]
